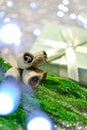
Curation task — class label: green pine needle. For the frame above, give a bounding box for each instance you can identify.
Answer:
[0,58,87,129]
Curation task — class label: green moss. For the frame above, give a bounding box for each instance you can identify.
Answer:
[0,57,12,71]
[35,73,87,127]
[0,105,27,130]
[1,58,87,129]
[44,73,87,99]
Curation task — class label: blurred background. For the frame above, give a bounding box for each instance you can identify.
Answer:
[0,0,87,58]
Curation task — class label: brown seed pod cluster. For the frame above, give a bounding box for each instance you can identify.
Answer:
[5,51,47,89]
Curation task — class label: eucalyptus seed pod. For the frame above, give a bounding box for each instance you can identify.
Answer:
[17,51,47,69]
[5,67,20,81]
[22,69,40,89]
[32,51,48,67]
[17,52,34,69]
[32,67,47,82]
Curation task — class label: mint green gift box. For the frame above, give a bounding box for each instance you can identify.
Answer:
[30,23,87,86]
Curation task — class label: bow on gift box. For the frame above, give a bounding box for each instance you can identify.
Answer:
[39,27,87,82]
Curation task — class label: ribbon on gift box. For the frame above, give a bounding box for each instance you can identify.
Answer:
[38,28,87,82]
[60,28,79,82]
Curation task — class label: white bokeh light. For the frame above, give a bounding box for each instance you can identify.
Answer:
[33,28,41,36]
[77,15,83,21]
[63,6,69,12]
[27,111,55,130]
[57,11,64,17]
[0,93,13,115]
[29,2,37,10]
[69,13,77,20]
[58,4,69,12]
[4,17,10,23]
[0,23,22,45]
[63,0,70,5]
[83,23,87,29]
[77,15,87,24]
[7,1,14,7]
[58,4,64,10]
[0,80,21,116]
[27,117,51,130]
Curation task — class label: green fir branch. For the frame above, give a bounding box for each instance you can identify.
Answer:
[0,58,87,129]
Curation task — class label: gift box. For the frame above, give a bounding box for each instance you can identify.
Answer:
[30,23,87,86]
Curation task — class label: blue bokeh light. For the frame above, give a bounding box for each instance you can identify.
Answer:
[27,111,55,130]
[0,79,21,116]
[83,23,87,29]
[0,11,6,19]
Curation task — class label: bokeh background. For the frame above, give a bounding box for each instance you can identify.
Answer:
[0,0,87,58]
